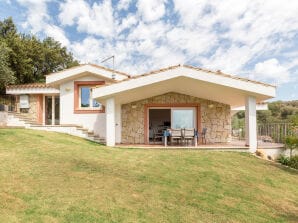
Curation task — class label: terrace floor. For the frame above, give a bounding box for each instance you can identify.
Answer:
[117,140,284,150]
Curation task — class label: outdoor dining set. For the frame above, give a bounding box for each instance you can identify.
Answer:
[152,127,207,146]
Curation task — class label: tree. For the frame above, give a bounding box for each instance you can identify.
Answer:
[285,136,298,158]
[0,17,79,92]
[0,17,17,38]
[0,41,15,91]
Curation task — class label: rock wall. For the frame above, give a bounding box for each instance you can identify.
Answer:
[15,95,39,122]
[121,92,231,144]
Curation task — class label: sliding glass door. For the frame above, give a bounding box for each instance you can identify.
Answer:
[171,108,196,129]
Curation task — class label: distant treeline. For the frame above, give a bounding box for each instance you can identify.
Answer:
[233,100,298,129]
[0,17,79,93]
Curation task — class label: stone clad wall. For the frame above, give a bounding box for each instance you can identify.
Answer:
[121,92,231,144]
[16,95,39,121]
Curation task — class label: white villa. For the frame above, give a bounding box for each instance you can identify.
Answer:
[5,64,276,153]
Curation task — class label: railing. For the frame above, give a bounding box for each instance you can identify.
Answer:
[258,123,291,143]
[232,122,292,143]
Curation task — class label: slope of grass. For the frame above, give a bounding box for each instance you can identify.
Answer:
[0,129,297,223]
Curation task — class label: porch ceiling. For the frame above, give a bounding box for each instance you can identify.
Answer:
[95,76,273,107]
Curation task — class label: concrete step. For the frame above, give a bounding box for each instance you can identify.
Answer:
[6,113,107,144]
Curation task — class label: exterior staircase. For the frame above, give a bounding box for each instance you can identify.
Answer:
[5,112,106,144]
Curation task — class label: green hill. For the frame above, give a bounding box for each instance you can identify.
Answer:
[0,129,297,222]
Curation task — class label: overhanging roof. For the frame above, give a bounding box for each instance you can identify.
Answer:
[6,83,59,94]
[93,64,276,107]
[46,64,130,86]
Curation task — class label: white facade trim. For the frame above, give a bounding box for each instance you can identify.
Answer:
[106,97,116,146]
[6,87,59,95]
[46,64,128,85]
[232,103,268,111]
[93,66,276,100]
[245,96,257,153]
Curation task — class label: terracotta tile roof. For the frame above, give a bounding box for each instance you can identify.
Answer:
[6,83,50,89]
[88,63,131,77]
[115,64,275,88]
[7,64,275,90]
[183,65,276,88]
[46,63,131,78]
[117,64,182,83]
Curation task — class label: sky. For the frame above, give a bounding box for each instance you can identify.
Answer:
[0,0,297,101]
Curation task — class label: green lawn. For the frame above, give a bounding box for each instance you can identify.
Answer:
[0,129,297,223]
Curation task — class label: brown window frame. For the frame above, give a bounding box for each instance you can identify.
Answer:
[74,81,105,114]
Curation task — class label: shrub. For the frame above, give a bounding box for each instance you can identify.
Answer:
[277,155,290,166]
[285,135,298,158]
[288,155,298,169]
[277,155,298,170]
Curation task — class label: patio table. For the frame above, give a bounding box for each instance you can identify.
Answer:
[163,130,171,147]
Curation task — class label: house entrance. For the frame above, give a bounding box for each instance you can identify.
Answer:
[45,96,60,125]
[148,107,197,144]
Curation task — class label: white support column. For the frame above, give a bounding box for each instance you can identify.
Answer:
[106,97,116,147]
[245,96,257,153]
[51,95,55,125]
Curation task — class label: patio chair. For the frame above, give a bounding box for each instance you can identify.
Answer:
[169,128,182,145]
[152,127,163,144]
[201,128,207,144]
[183,128,195,146]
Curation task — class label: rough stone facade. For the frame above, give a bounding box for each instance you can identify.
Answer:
[15,95,39,122]
[121,92,231,144]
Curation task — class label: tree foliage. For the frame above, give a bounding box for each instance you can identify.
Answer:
[285,135,298,158]
[0,41,15,90]
[0,17,79,93]
[232,100,298,129]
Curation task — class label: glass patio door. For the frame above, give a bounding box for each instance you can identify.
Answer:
[171,108,196,129]
[45,96,60,125]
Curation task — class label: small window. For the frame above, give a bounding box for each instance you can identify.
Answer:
[79,86,101,109]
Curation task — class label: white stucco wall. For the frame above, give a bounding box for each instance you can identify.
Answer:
[59,75,107,137]
[115,103,122,143]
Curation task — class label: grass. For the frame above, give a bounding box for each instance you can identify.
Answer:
[0,129,297,223]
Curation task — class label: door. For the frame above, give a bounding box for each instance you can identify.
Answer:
[45,96,52,125]
[55,96,60,125]
[45,96,60,125]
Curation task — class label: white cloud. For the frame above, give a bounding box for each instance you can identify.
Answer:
[16,0,70,47]
[44,25,70,46]
[59,0,115,37]
[117,0,132,11]
[166,27,217,56]
[17,0,50,33]
[201,45,253,74]
[137,0,167,22]
[14,0,298,89]
[254,58,290,84]
[117,14,138,34]
[70,37,105,64]
[58,0,88,26]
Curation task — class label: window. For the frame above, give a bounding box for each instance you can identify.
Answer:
[79,86,101,108]
[74,81,105,114]
[171,108,196,129]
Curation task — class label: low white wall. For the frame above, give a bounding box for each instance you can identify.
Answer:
[260,148,298,160]
[59,75,107,137]
[0,112,7,126]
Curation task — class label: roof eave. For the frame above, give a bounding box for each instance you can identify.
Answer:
[93,66,276,100]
